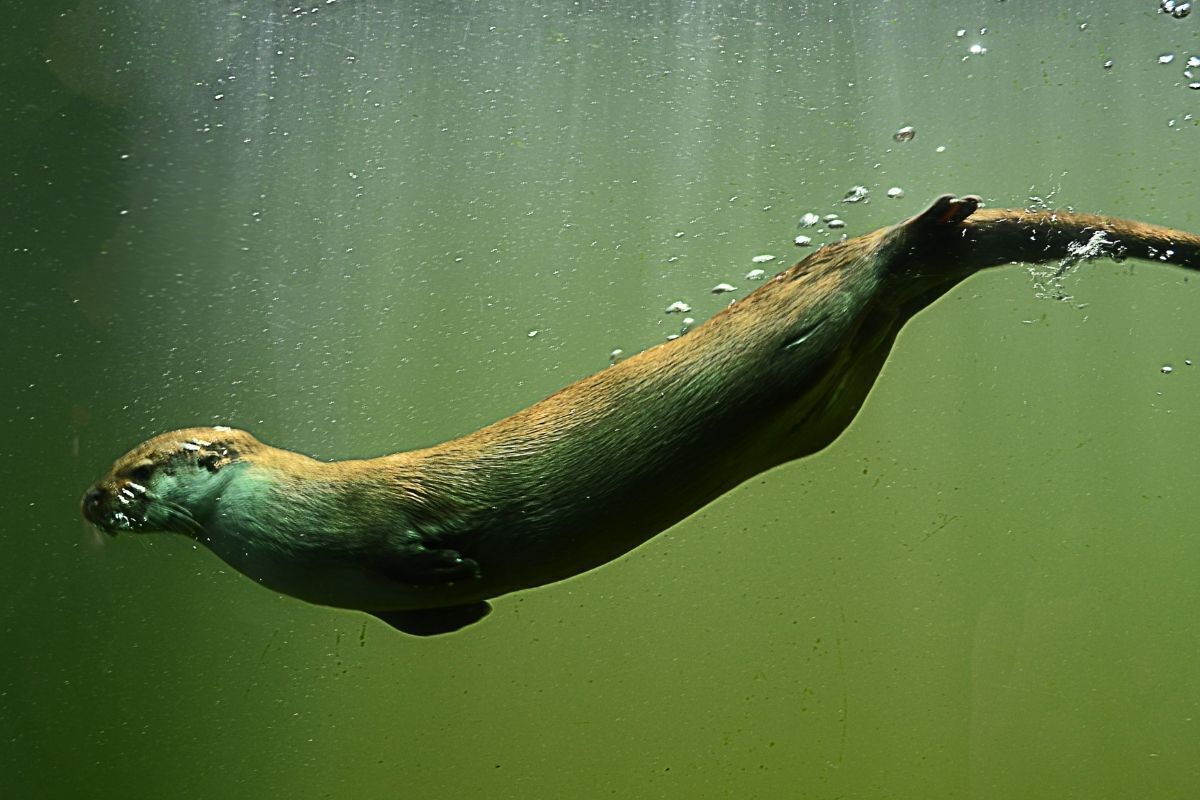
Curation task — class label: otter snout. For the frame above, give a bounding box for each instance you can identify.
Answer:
[80,484,119,536]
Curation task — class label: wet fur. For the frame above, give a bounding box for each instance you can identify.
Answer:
[82,196,1200,634]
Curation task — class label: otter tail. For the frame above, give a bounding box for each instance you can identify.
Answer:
[952,207,1200,273]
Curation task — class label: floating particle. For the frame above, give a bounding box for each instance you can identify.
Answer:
[751,254,776,263]
[1159,53,1176,64]
[745,268,767,280]
[827,219,846,229]
[842,185,869,203]
[893,125,916,142]
[711,283,737,294]
[799,212,820,227]
[665,301,691,314]
[886,187,904,199]
[794,235,813,246]
[1162,365,1175,374]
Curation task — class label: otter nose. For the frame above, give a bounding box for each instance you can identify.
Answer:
[81,486,104,522]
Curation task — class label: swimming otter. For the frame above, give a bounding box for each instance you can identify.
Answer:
[80,195,1200,635]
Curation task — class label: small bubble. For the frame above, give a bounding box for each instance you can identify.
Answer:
[968,44,987,55]
[893,125,916,142]
[665,301,691,314]
[827,219,846,229]
[751,254,776,264]
[214,93,225,100]
[745,268,767,280]
[1159,53,1176,65]
[935,145,947,153]
[673,231,685,238]
[794,235,813,246]
[822,214,839,222]
[955,29,966,37]
[527,330,538,338]
[798,212,820,227]
[1162,365,1175,374]
[711,283,737,294]
[1102,59,1114,70]
[608,349,624,366]
[1190,82,1200,90]
[1188,56,1200,68]
[842,185,869,203]
[886,187,904,198]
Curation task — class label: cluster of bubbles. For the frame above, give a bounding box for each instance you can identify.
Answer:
[1160,0,1192,18]
[655,178,916,353]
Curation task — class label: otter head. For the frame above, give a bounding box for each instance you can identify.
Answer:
[81,426,259,538]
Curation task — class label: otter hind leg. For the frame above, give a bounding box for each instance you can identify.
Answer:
[910,193,981,230]
[371,602,492,636]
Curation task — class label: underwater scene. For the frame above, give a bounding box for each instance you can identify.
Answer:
[3,1,1200,798]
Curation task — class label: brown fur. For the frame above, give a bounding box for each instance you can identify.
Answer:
[82,196,1200,632]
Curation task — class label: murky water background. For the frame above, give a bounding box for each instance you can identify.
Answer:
[4,2,1200,797]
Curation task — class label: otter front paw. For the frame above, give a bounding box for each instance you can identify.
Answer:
[384,531,481,586]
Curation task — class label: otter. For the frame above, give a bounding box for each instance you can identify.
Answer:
[81,195,1200,636]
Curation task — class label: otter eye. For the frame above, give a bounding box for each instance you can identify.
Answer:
[128,464,154,484]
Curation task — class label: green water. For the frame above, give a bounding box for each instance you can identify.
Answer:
[4,2,1200,797]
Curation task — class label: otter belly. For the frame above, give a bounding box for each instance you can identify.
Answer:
[201,535,466,612]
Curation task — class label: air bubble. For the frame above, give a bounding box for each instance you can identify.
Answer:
[751,254,776,264]
[745,269,767,280]
[794,235,813,246]
[665,301,691,314]
[1159,53,1176,65]
[711,283,737,294]
[842,186,869,203]
[798,212,820,227]
[886,187,904,198]
[893,125,916,142]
